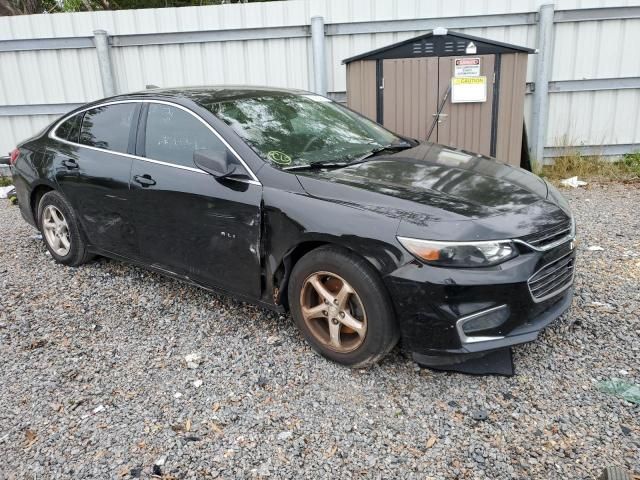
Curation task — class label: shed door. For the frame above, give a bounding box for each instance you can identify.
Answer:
[436,54,495,156]
[382,58,439,141]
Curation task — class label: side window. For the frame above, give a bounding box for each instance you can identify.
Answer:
[55,113,82,143]
[144,103,227,168]
[79,103,137,154]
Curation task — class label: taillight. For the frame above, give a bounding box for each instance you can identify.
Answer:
[9,148,20,166]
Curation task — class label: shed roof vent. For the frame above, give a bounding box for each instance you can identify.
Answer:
[412,40,434,55]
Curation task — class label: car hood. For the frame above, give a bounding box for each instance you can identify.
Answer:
[295,143,570,240]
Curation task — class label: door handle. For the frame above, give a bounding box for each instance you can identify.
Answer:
[62,159,79,169]
[133,174,156,187]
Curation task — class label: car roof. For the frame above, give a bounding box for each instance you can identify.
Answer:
[113,85,311,104]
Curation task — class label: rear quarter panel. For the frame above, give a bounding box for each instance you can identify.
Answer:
[11,137,55,227]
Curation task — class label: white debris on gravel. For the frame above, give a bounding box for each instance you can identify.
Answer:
[0,185,14,199]
[184,352,202,369]
[560,176,588,188]
[0,184,639,479]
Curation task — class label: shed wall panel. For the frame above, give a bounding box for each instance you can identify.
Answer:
[496,52,528,165]
[346,60,377,122]
[437,55,495,157]
[382,58,439,141]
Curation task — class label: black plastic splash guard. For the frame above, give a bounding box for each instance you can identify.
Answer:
[415,348,515,376]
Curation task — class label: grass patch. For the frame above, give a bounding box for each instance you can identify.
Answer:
[0,176,13,187]
[541,150,640,182]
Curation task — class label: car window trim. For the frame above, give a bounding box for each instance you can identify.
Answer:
[49,98,261,186]
[128,103,143,156]
[135,102,149,157]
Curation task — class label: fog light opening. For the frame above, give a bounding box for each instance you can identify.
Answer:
[456,305,510,344]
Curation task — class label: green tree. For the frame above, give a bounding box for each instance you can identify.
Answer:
[0,0,275,15]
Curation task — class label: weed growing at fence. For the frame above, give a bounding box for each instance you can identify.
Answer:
[542,150,640,182]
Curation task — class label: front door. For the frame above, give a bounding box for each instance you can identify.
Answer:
[129,102,262,298]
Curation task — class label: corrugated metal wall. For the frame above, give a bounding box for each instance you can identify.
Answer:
[1,0,639,158]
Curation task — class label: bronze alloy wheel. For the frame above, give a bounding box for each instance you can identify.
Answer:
[299,271,367,353]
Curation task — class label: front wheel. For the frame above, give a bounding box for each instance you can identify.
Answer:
[288,246,399,368]
[38,190,93,267]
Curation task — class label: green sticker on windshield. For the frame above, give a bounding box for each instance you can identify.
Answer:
[268,150,292,166]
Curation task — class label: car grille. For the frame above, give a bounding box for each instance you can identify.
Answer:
[528,251,575,302]
[519,218,572,249]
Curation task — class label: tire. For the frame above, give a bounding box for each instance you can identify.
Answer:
[37,190,93,267]
[288,245,399,368]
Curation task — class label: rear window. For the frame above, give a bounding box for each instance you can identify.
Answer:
[55,113,82,143]
[79,103,137,154]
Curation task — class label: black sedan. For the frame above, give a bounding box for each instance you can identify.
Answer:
[9,86,576,368]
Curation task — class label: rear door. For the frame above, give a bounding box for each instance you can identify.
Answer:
[129,102,262,298]
[52,102,140,257]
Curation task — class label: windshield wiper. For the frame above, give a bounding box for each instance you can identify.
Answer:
[347,142,413,165]
[283,161,350,171]
[282,142,413,172]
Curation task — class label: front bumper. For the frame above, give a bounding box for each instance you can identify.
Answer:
[384,240,575,361]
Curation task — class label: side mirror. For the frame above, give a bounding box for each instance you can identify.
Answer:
[193,149,238,178]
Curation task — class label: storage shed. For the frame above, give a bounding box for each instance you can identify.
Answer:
[343,29,535,165]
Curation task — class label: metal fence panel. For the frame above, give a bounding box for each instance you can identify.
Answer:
[0,0,639,158]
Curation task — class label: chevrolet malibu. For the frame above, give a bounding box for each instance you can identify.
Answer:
[9,87,576,368]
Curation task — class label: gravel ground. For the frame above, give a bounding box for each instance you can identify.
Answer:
[0,183,638,480]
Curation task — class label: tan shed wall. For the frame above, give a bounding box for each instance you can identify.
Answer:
[437,54,495,157]
[346,60,377,122]
[495,53,528,165]
[382,58,439,141]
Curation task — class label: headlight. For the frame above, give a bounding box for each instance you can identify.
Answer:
[397,237,517,267]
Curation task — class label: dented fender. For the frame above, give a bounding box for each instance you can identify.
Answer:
[257,164,409,308]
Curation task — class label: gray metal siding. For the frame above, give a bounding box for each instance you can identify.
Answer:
[0,0,639,157]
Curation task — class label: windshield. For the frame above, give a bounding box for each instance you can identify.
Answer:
[200,92,402,169]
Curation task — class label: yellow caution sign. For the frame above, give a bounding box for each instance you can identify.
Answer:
[453,77,485,85]
[451,76,487,103]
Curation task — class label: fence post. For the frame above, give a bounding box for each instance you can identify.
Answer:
[530,3,555,171]
[310,16,327,96]
[92,30,116,97]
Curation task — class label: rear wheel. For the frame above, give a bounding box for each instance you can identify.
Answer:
[288,246,399,367]
[38,190,93,266]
